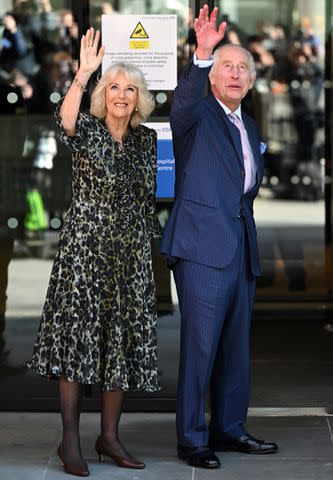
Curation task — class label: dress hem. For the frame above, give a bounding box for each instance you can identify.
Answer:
[27,362,161,392]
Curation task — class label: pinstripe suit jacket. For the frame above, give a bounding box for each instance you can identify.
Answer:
[160,61,264,276]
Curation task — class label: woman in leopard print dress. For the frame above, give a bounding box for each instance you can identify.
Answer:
[27,28,161,476]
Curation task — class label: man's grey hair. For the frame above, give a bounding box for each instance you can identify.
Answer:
[211,43,257,80]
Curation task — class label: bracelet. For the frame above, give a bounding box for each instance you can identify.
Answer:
[73,77,87,92]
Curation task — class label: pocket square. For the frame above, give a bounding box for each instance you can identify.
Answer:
[260,142,267,154]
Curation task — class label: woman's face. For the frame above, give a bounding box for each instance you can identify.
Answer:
[105,72,138,121]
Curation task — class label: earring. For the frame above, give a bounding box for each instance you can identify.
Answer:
[135,107,138,112]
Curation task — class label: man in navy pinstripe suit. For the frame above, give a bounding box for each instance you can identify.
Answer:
[161,5,278,469]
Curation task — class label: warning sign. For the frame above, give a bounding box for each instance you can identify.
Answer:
[130,22,149,39]
[130,40,149,49]
[102,14,177,90]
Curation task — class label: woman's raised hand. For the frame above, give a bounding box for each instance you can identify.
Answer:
[60,28,105,133]
[79,27,105,75]
[194,5,227,59]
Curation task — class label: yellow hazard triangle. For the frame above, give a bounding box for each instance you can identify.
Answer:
[130,22,149,39]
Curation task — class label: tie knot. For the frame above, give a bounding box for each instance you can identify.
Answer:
[229,112,241,126]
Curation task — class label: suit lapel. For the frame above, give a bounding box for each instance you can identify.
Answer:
[242,114,264,189]
[206,95,244,168]
[206,95,264,188]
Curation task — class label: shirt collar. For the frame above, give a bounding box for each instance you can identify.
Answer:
[214,97,242,121]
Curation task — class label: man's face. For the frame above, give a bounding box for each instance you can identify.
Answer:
[209,46,255,111]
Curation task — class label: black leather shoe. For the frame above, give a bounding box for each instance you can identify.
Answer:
[211,434,279,454]
[177,444,221,468]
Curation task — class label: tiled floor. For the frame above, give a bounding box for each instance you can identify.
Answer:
[1,412,333,480]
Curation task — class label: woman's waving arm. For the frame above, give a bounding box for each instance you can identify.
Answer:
[60,27,105,136]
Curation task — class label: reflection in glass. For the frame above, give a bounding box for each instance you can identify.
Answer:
[0,0,330,410]
[214,0,326,296]
[0,1,76,395]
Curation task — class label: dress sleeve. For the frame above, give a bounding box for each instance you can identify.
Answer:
[146,129,162,239]
[54,97,92,153]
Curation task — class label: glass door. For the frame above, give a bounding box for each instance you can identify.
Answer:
[0,0,195,410]
[215,0,330,301]
[0,0,332,410]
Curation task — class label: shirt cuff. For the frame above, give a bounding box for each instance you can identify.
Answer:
[193,52,214,68]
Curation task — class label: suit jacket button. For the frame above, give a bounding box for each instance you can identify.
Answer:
[240,169,245,176]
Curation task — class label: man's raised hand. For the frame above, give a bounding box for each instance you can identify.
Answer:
[194,5,227,59]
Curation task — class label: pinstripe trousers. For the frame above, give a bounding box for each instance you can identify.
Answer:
[172,219,256,447]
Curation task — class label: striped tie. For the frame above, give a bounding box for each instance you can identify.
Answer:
[229,112,255,192]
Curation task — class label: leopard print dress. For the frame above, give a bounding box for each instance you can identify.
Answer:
[27,102,161,392]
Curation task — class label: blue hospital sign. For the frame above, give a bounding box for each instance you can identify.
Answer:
[156,138,175,198]
[144,122,175,199]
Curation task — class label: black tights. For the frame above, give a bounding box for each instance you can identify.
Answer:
[100,389,136,460]
[59,378,132,461]
[59,377,84,464]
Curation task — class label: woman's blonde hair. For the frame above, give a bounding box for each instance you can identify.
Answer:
[90,62,155,128]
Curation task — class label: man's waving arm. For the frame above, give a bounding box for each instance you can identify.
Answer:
[170,5,227,137]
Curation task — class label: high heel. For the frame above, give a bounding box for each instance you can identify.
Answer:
[95,436,145,469]
[57,444,90,477]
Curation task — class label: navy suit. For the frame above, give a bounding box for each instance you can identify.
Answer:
[160,61,264,447]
